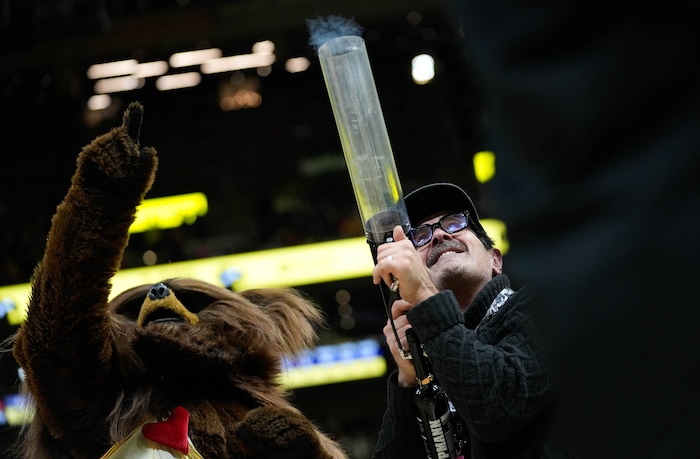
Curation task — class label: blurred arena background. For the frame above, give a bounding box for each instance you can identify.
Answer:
[0,1,497,457]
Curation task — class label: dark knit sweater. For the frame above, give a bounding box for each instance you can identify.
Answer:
[371,274,571,458]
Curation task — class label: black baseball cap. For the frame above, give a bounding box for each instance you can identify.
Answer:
[404,182,488,237]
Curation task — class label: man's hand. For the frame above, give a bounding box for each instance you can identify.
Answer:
[373,226,440,387]
[372,226,439,307]
[383,307,417,387]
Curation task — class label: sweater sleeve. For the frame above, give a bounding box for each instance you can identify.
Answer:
[407,288,553,443]
[371,370,429,459]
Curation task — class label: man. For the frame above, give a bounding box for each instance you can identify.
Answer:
[371,182,570,458]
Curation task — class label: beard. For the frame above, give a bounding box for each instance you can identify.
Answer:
[427,243,494,310]
[430,262,472,292]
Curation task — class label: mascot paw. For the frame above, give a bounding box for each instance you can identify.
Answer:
[236,406,326,459]
[76,101,158,195]
[122,100,144,142]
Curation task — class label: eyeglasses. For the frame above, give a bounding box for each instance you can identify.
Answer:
[410,211,469,248]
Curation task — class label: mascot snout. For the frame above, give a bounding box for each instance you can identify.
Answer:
[148,282,170,300]
[137,282,200,327]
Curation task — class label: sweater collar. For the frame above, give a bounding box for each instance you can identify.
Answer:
[463,274,511,329]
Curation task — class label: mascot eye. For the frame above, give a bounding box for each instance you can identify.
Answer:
[113,297,144,320]
[173,290,215,313]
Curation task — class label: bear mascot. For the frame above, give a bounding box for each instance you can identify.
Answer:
[10,102,348,459]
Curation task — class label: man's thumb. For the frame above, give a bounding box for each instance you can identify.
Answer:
[393,225,408,241]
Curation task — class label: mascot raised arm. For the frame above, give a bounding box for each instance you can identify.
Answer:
[11,102,347,459]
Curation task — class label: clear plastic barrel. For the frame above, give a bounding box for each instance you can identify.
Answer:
[318,35,409,244]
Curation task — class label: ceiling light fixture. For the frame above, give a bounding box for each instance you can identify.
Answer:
[87,94,111,110]
[87,59,138,79]
[169,48,222,68]
[94,75,144,94]
[411,53,435,84]
[133,61,169,78]
[155,72,202,91]
[285,57,311,73]
[201,53,276,74]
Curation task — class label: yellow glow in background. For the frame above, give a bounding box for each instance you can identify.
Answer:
[130,192,208,233]
[0,220,507,325]
[0,237,375,326]
[473,150,495,184]
[0,189,509,406]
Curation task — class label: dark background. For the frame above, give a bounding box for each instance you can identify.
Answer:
[0,1,491,457]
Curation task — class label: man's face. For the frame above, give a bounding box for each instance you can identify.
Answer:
[414,212,503,291]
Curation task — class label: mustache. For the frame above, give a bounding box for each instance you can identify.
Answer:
[427,240,467,267]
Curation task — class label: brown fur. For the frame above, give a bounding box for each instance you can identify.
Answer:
[10,102,347,458]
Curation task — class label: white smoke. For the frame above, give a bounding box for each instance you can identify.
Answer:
[306,15,364,53]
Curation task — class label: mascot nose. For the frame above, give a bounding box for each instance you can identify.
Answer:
[148,283,170,300]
